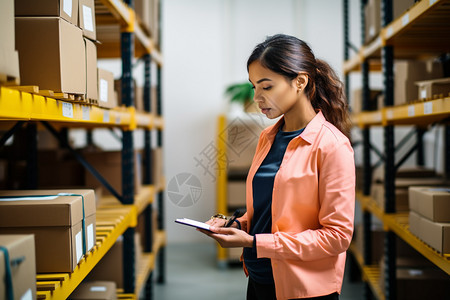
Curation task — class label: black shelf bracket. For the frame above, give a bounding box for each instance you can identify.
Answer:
[40,121,123,201]
[0,121,25,150]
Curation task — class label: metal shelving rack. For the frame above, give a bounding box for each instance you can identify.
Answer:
[343,0,450,299]
[0,0,165,298]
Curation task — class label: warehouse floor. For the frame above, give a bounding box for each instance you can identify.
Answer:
[154,242,364,299]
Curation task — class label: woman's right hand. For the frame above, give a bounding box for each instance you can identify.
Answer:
[206,217,227,227]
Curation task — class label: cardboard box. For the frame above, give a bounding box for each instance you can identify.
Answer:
[86,234,141,289]
[379,253,450,299]
[135,208,158,251]
[409,186,450,222]
[0,189,96,272]
[149,0,160,45]
[1,0,15,51]
[225,119,262,172]
[227,180,246,207]
[135,0,151,33]
[78,0,96,40]
[351,88,382,113]
[364,0,381,43]
[416,77,450,100]
[69,281,116,300]
[15,17,86,94]
[396,267,450,300]
[15,0,79,25]
[97,68,117,109]
[0,235,36,300]
[409,211,450,254]
[0,0,20,80]
[353,224,385,264]
[0,48,20,82]
[228,247,242,262]
[372,166,437,182]
[370,183,409,212]
[394,60,443,105]
[85,38,98,100]
[393,0,416,20]
[135,85,144,111]
[87,236,123,287]
[151,147,163,189]
[38,150,85,187]
[84,150,142,196]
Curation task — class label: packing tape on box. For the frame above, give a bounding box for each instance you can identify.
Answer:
[0,246,13,300]
[0,193,88,257]
[0,246,25,300]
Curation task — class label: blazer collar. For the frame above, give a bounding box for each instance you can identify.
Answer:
[262,111,326,145]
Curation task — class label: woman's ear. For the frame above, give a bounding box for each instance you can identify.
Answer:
[296,73,308,93]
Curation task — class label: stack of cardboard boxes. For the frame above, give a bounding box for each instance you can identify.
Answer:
[0,189,97,273]
[370,166,445,212]
[374,186,450,300]
[13,0,117,108]
[408,187,450,255]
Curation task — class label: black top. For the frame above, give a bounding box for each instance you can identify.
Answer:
[243,125,305,284]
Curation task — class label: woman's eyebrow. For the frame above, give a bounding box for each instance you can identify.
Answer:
[256,78,272,84]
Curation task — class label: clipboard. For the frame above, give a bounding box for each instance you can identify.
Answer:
[175,218,212,232]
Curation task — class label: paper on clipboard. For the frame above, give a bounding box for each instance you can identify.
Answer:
[175,218,211,231]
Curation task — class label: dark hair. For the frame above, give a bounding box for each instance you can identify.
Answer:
[247,34,351,138]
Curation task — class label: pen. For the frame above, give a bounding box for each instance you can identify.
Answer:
[225,209,244,227]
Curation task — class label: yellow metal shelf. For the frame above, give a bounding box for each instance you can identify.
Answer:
[353,110,384,128]
[36,204,137,300]
[95,0,163,65]
[383,97,450,126]
[355,191,450,275]
[99,184,156,215]
[348,244,385,300]
[216,115,228,263]
[353,97,450,128]
[135,230,167,298]
[362,265,385,300]
[0,86,162,130]
[384,213,450,275]
[344,0,450,74]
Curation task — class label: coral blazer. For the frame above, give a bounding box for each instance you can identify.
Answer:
[238,111,355,299]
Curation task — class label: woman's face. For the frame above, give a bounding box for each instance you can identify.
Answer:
[248,61,298,119]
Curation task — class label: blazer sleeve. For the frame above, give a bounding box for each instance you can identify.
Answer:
[237,213,249,232]
[256,139,355,261]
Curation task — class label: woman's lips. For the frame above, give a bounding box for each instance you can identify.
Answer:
[261,108,271,114]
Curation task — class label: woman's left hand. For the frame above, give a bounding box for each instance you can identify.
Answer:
[198,226,253,248]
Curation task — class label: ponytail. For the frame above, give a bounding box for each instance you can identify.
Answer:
[247,34,352,139]
[308,59,352,138]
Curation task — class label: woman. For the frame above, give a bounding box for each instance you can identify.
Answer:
[200,34,355,300]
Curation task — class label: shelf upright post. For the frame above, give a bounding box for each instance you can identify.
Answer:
[416,128,425,166]
[446,126,450,180]
[381,1,396,300]
[143,53,154,253]
[121,0,136,294]
[360,1,374,299]
[343,0,350,102]
[143,52,154,299]
[156,63,166,284]
[26,123,38,189]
